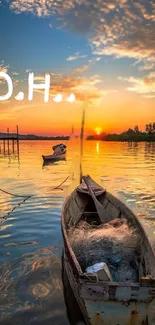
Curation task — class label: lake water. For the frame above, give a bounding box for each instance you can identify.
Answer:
[0,140,155,324]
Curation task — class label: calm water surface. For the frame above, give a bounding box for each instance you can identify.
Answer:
[0,140,155,324]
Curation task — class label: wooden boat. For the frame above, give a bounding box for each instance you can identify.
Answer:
[61,175,155,325]
[42,143,66,162]
[42,151,66,162]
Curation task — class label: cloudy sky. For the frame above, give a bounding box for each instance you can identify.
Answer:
[0,0,155,135]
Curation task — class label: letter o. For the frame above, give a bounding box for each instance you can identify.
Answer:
[0,72,13,100]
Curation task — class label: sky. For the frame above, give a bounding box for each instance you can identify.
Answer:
[0,0,155,136]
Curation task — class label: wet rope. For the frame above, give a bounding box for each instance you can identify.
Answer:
[0,175,70,199]
[53,175,70,190]
[0,189,31,198]
[0,175,70,224]
[0,196,31,224]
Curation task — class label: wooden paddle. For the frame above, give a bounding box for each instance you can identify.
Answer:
[82,175,110,223]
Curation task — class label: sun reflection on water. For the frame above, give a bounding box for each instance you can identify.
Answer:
[96,141,100,153]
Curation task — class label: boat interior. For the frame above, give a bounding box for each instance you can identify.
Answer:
[64,177,155,284]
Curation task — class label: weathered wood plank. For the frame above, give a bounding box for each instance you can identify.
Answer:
[74,192,89,211]
[102,198,109,208]
[68,198,82,226]
[105,201,120,220]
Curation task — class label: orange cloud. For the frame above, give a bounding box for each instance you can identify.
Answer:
[51,75,106,105]
[119,74,155,98]
[33,63,107,105]
[144,72,155,86]
[36,73,106,105]
[0,60,19,87]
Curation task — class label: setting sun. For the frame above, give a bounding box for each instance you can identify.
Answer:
[95,127,102,135]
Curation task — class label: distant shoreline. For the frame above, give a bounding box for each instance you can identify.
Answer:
[19,138,155,142]
[0,133,70,141]
[87,132,155,142]
[87,138,155,142]
[0,129,155,142]
[1,138,154,142]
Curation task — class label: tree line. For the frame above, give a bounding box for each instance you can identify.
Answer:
[87,122,155,142]
[132,123,155,134]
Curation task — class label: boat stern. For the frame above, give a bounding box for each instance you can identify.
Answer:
[82,299,148,325]
[79,282,155,325]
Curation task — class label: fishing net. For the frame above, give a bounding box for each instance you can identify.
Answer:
[68,218,140,282]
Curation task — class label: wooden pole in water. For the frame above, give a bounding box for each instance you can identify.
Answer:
[16,125,19,140]
[79,105,86,184]
[16,125,19,157]
[12,139,15,153]
[7,128,9,154]
[3,139,5,154]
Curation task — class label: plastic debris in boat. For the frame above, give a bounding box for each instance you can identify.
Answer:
[86,262,112,281]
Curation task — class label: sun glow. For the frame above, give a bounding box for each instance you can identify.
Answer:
[95,127,102,135]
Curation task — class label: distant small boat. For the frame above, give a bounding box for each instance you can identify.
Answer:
[42,143,66,162]
[61,175,155,325]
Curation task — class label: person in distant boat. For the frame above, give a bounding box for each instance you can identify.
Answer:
[42,143,66,161]
[52,144,66,154]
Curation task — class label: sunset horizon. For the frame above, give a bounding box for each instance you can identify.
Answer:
[0,120,154,137]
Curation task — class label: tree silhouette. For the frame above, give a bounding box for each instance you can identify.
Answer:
[149,123,153,133]
[145,123,154,134]
[145,124,149,133]
[134,125,139,133]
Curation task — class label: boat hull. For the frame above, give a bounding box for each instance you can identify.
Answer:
[63,250,90,325]
[61,176,155,325]
[82,299,148,325]
[42,153,66,161]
